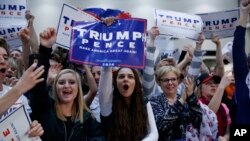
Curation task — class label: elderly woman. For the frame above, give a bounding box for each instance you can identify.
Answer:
[150,66,202,141]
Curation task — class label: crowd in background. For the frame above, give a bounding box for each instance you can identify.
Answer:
[1,0,250,141]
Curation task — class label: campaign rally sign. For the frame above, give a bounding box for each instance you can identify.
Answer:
[159,48,180,61]
[69,18,147,69]
[155,9,203,40]
[0,0,27,28]
[0,106,41,141]
[0,26,23,50]
[197,8,239,39]
[55,3,100,49]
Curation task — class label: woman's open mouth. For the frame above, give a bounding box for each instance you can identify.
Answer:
[0,68,6,73]
[123,84,129,90]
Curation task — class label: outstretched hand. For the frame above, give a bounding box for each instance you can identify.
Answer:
[39,27,56,48]
[219,71,234,89]
[241,0,250,14]
[14,63,45,94]
[211,33,221,46]
[4,77,19,87]
[28,120,44,137]
[183,44,195,57]
[47,63,63,86]
[239,0,250,27]
[156,58,176,70]
[149,26,160,41]
[102,16,116,26]
[25,10,39,53]
[196,33,205,46]
[18,28,30,44]
[184,76,194,97]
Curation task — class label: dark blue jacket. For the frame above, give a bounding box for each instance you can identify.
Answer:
[232,26,250,124]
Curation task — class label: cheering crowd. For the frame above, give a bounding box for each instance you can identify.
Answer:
[1,0,250,141]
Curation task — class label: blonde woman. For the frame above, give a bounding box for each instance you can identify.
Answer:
[29,28,105,141]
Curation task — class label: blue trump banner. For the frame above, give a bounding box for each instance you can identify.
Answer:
[69,18,147,69]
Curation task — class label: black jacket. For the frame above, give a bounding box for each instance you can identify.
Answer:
[29,45,106,141]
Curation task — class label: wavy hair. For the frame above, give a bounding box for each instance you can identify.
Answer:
[108,68,148,141]
[52,69,90,123]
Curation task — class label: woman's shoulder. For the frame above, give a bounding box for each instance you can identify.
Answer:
[149,93,164,101]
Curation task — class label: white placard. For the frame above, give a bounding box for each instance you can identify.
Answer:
[0,106,41,141]
[159,48,180,61]
[155,9,203,40]
[55,3,100,49]
[0,27,23,50]
[0,0,27,28]
[197,8,239,39]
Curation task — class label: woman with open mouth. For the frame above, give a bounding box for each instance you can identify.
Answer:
[98,67,158,141]
[28,28,106,141]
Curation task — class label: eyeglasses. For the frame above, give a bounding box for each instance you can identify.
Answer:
[160,78,178,83]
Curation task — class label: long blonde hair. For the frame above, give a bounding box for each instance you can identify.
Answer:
[52,69,90,123]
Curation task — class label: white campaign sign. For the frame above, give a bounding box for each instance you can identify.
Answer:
[55,3,100,49]
[0,0,27,49]
[155,9,203,40]
[0,0,27,28]
[0,26,23,50]
[0,106,41,141]
[197,8,240,39]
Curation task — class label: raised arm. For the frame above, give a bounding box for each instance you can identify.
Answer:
[19,27,30,69]
[83,65,98,106]
[26,10,39,54]
[46,63,62,86]
[211,33,224,77]
[0,63,44,116]
[19,11,39,69]
[182,77,202,128]
[233,0,250,82]
[143,27,159,98]
[98,67,113,116]
[208,71,233,113]
[187,33,205,78]
[239,0,250,27]
[231,0,250,125]
[29,28,55,117]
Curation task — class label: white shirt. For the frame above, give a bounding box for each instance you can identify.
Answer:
[89,93,101,122]
[0,85,31,121]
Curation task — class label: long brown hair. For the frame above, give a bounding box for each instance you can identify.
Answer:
[108,68,148,141]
